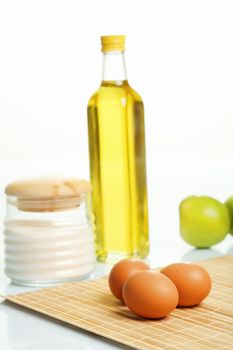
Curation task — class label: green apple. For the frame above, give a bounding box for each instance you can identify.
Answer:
[225,196,233,235]
[179,196,230,248]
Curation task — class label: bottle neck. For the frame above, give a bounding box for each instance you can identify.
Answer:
[102,51,127,83]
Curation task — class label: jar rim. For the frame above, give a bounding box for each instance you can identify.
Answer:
[7,194,88,212]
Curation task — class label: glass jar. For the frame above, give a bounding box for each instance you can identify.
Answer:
[4,178,95,286]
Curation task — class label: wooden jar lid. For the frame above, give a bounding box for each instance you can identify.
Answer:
[5,177,92,212]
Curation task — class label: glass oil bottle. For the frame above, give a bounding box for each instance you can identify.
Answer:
[87,35,149,262]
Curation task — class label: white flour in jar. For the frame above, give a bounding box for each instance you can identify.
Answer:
[4,218,95,285]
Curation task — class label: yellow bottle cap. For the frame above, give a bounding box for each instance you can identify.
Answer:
[101,35,125,52]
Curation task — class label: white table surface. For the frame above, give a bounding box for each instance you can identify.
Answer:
[0,157,232,350]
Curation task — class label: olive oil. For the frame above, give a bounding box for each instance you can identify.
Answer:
[87,36,149,262]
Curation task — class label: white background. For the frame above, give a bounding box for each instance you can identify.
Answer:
[0,1,233,350]
[0,0,232,174]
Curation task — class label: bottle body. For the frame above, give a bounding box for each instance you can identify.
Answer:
[88,79,149,262]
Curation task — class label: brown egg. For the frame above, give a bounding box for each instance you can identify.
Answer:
[108,259,149,301]
[160,263,211,307]
[123,271,178,319]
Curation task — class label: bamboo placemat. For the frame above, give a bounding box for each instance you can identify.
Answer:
[2,255,233,350]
